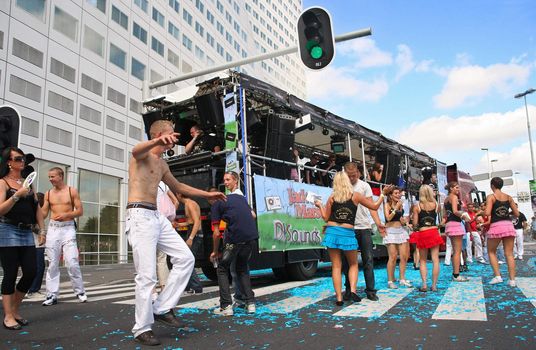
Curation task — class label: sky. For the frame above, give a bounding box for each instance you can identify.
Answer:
[302,0,536,215]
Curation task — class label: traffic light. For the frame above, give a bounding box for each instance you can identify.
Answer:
[297,7,335,70]
[0,106,21,161]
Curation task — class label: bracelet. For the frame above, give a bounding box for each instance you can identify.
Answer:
[188,236,195,240]
[39,229,46,235]
[12,195,20,203]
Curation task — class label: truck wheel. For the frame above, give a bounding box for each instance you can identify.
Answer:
[201,265,218,281]
[272,267,289,281]
[286,261,318,281]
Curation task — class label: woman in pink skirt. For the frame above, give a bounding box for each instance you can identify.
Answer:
[484,177,519,286]
[443,182,468,282]
[412,185,444,292]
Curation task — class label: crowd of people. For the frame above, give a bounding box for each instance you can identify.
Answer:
[0,120,531,346]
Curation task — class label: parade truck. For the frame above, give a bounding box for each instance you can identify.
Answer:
[142,71,438,281]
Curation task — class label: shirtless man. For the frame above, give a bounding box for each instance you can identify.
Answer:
[126,119,225,346]
[41,167,86,306]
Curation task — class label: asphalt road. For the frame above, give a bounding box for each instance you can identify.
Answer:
[1,243,535,350]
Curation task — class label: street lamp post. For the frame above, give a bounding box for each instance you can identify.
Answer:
[515,88,536,180]
[481,147,491,178]
[490,159,498,173]
[514,171,520,199]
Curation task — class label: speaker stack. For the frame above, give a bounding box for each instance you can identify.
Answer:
[264,114,295,179]
[194,93,224,128]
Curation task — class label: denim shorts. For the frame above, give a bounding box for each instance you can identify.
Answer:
[0,222,35,247]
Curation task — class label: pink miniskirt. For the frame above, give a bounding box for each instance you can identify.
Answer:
[487,220,516,239]
[445,221,465,237]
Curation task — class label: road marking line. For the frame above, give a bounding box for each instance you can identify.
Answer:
[65,291,136,302]
[177,278,322,310]
[263,287,333,313]
[333,287,413,318]
[516,277,536,307]
[113,286,221,305]
[432,276,487,321]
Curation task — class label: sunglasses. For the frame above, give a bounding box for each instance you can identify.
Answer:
[10,156,25,162]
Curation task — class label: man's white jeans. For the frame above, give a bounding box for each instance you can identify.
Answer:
[126,208,194,337]
[466,231,483,262]
[514,228,524,258]
[45,220,85,297]
[444,236,464,265]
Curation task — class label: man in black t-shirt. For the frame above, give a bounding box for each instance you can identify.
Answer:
[184,125,221,155]
[210,193,258,316]
[512,204,527,260]
[304,154,323,185]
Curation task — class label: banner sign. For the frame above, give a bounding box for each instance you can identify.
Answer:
[223,92,238,150]
[253,175,332,251]
[530,180,536,213]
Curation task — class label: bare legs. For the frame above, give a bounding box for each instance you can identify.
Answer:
[489,237,516,281]
[329,248,358,301]
[418,246,440,290]
[2,290,25,327]
[450,236,463,275]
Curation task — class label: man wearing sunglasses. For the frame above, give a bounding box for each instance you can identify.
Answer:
[41,167,86,306]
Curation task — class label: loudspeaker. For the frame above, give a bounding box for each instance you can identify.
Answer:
[265,115,295,179]
[195,93,224,128]
[385,154,402,186]
[246,107,263,132]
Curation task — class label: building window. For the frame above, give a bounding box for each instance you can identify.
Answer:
[226,52,232,62]
[182,35,192,51]
[216,43,224,57]
[105,144,124,162]
[195,0,204,13]
[182,60,192,73]
[50,58,76,83]
[152,7,165,27]
[195,22,204,37]
[83,26,104,57]
[10,75,41,102]
[79,104,101,125]
[16,0,46,20]
[168,22,180,40]
[107,87,126,107]
[78,135,100,155]
[131,58,145,80]
[216,0,223,13]
[78,170,120,265]
[53,6,79,42]
[12,38,43,68]
[233,21,240,34]
[151,37,164,56]
[168,0,179,13]
[87,0,106,13]
[129,99,141,114]
[109,44,126,70]
[225,31,233,45]
[167,49,180,69]
[216,21,224,35]
[182,9,192,25]
[206,10,214,24]
[21,116,39,138]
[48,91,74,115]
[132,22,147,44]
[195,46,204,60]
[106,115,125,134]
[129,124,142,140]
[0,31,3,49]
[206,33,214,47]
[111,5,128,30]
[81,73,103,96]
[46,125,72,147]
[134,0,148,13]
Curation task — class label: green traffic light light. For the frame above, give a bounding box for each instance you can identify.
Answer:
[310,46,323,59]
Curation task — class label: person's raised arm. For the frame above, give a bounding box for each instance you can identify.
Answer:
[132,132,179,160]
[358,185,391,211]
[314,196,333,222]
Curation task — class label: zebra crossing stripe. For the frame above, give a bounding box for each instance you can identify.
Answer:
[59,285,135,298]
[432,276,487,321]
[65,291,136,303]
[333,287,413,318]
[262,281,333,313]
[178,279,322,310]
[113,286,222,305]
[515,277,536,307]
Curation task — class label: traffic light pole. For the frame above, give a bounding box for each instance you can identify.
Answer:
[144,28,372,98]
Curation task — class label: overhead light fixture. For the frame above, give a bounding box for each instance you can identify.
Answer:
[322,128,329,136]
[308,124,315,131]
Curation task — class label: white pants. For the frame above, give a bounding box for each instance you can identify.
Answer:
[126,208,194,337]
[45,220,85,297]
[466,231,483,261]
[156,250,169,288]
[514,228,524,257]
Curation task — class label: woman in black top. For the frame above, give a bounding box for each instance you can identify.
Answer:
[315,172,390,305]
[412,185,444,292]
[444,181,469,282]
[484,177,518,286]
[0,147,45,330]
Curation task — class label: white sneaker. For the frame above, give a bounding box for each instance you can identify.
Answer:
[467,259,473,263]
[77,293,88,303]
[498,260,505,265]
[452,275,469,282]
[489,276,503,285]
[399,280,413,288]
[233,297,246,308]
[246,303,256,314]
[214,305,234,316]
[388,281,398,289]
[42,296,57,306]
[516,256,523,260]
[507,279,516,287]
[444,262,451,266]
[478,258,488,264]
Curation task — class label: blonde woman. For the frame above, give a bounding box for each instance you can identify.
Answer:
[412,185,444,292]
[383,187,412,289]
[315,172,391,306]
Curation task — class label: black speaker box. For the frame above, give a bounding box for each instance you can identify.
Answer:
[195,93,224,128]
[264,115,295,162]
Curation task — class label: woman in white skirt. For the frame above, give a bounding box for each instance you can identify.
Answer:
[383,187,412,289]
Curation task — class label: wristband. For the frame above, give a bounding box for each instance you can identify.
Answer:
[12,195,20,203]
